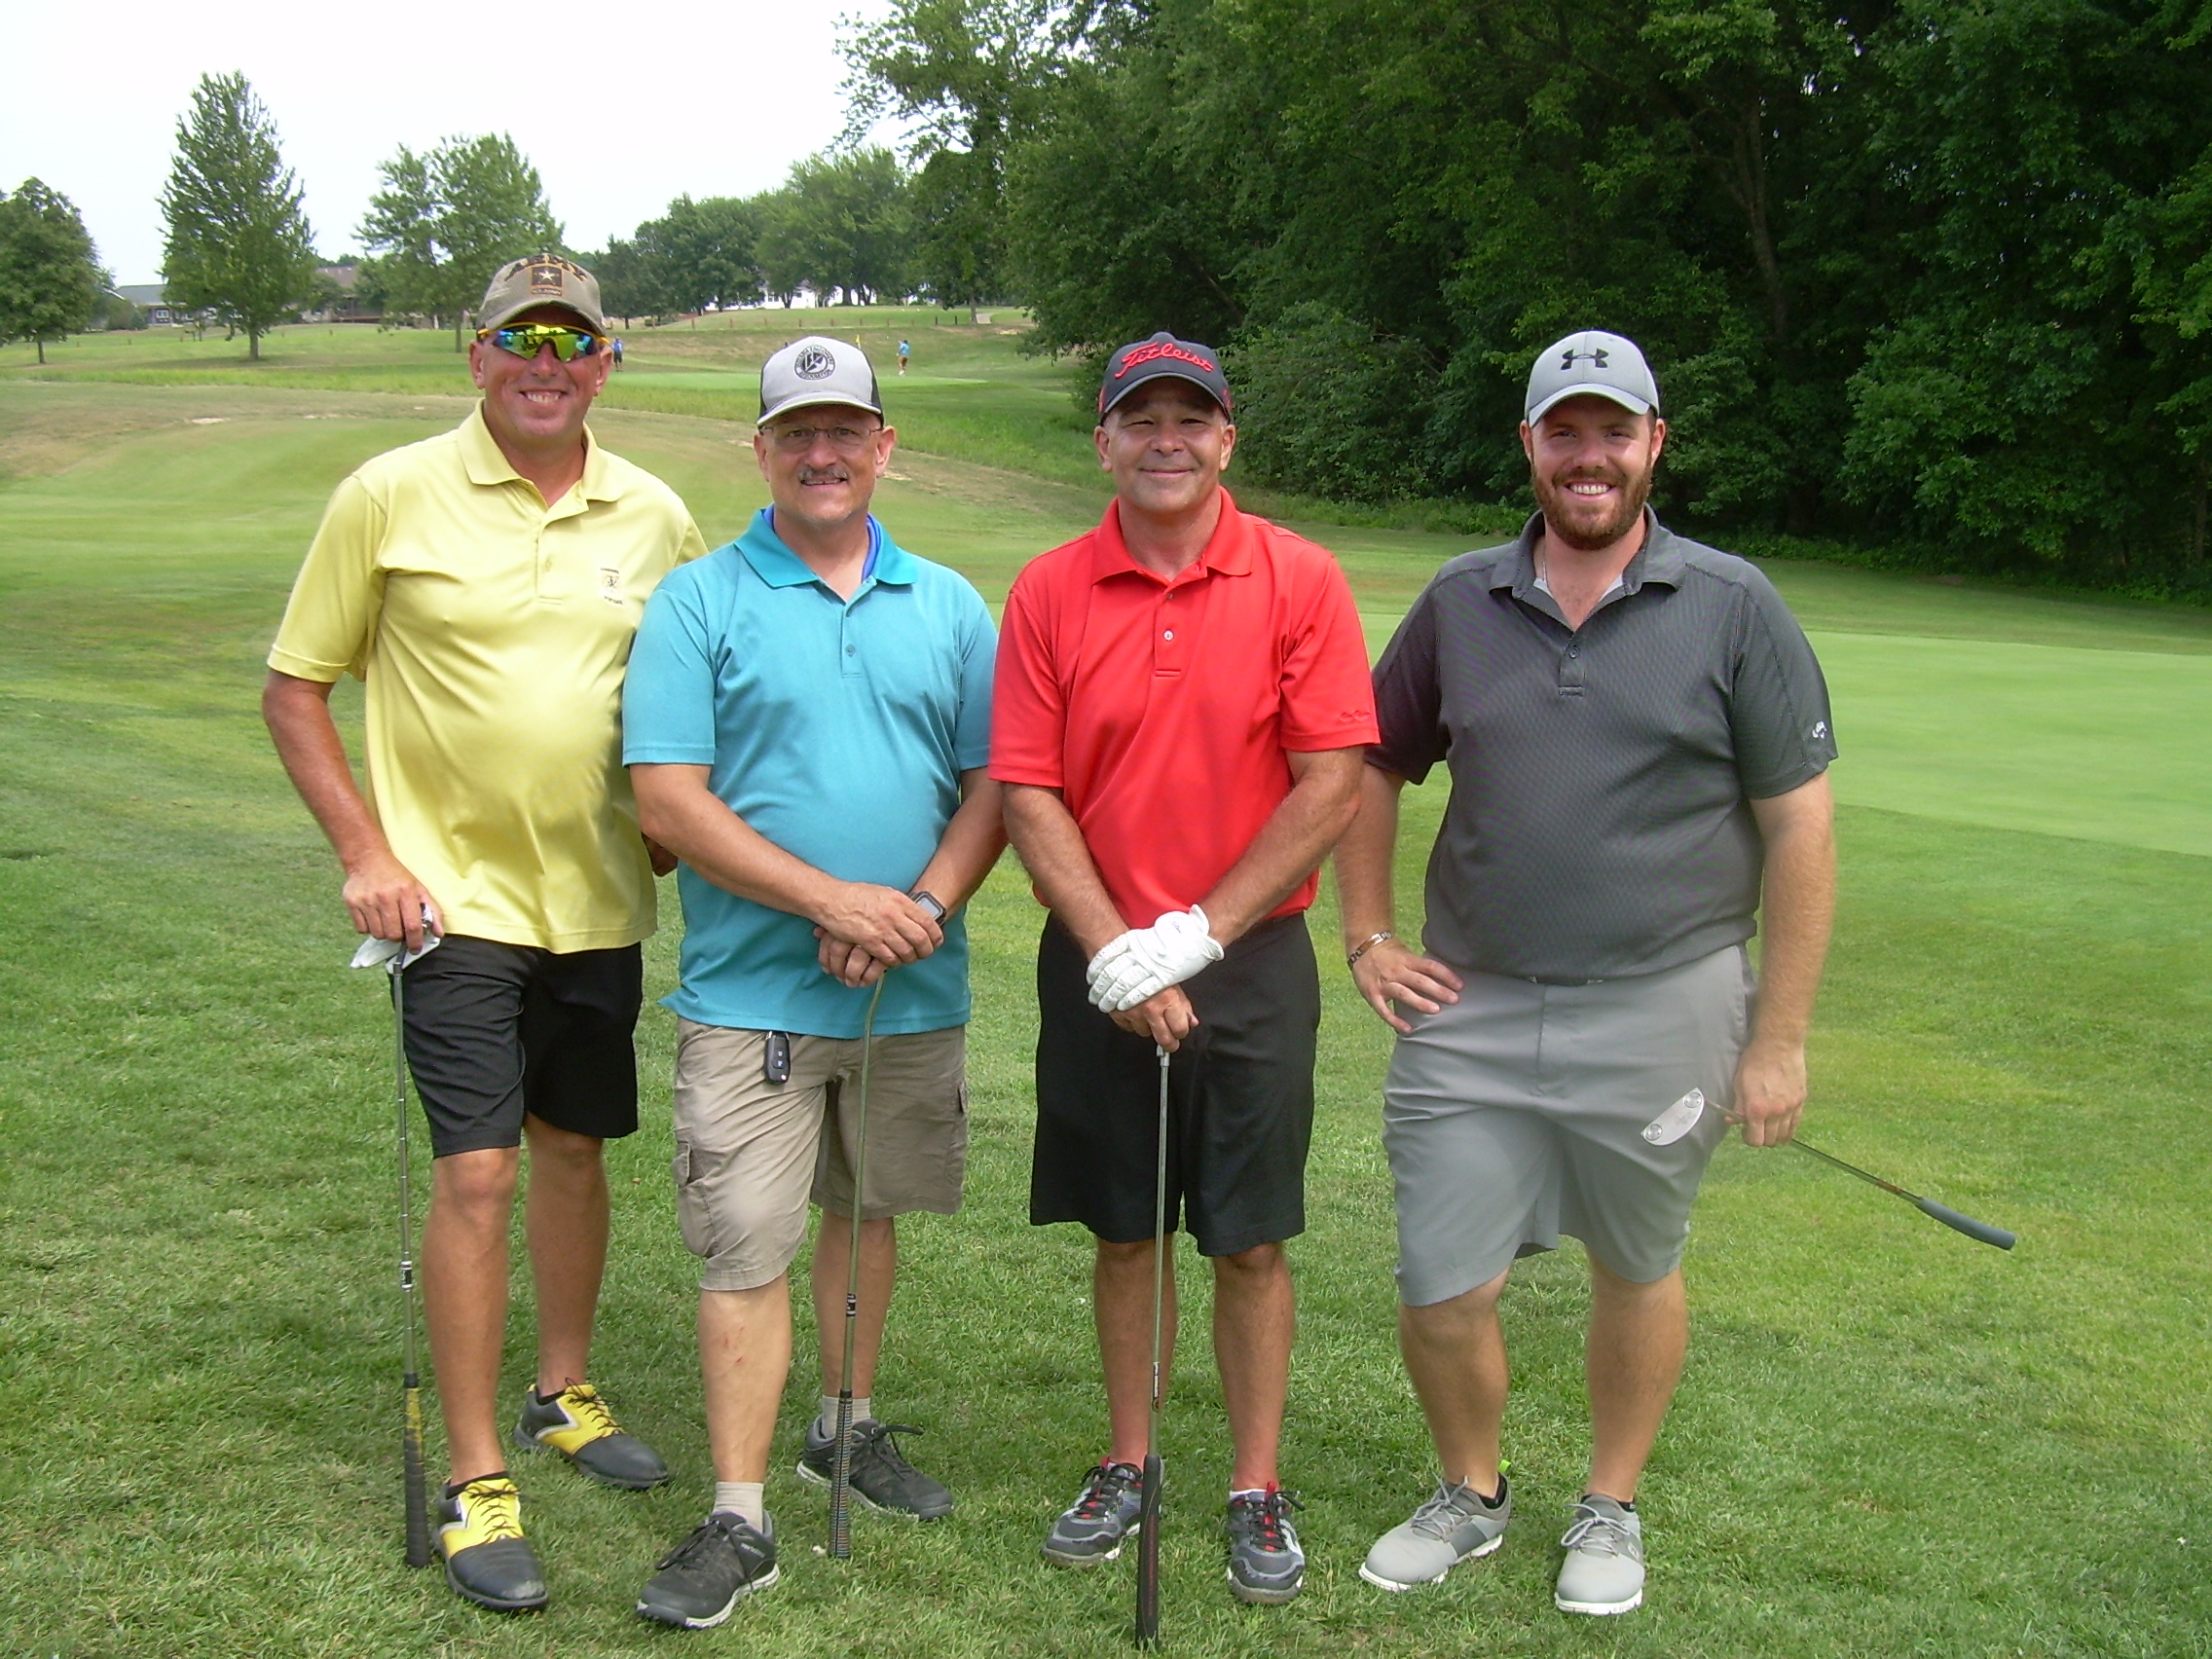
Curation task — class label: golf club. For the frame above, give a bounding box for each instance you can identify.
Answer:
[1791,1137,2016,1250]
[829,976,888,1560]
[351,913,441,1567]
[1135,1043,1169,1646]
[389,959,432,1567]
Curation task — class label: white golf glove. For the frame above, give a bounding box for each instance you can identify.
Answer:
[1086,906,1225,1013]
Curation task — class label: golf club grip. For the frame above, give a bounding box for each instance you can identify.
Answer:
[1135,1451,1162,1642]
[830,1395,855,1558]
[402,1381,431,1567]
[1913,1196,2016,1250]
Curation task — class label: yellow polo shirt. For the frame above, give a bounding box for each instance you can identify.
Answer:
[270,408,708,951]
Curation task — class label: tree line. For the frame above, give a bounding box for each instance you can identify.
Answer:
[846,0,2212,587]
[0,72,948,368]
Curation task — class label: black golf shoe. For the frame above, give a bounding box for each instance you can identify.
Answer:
[513,1382,669,1491]
[437,1474,548,1613]
[636,1510,780,1629]
[1042,1460,1147,1567]
[797,1419,952,1519]
[1226,1486,1307,1604]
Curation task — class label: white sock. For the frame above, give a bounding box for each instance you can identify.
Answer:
[1230,1486,1269,1503]
[712,1481,765,1528]
[818,1394,872,1434]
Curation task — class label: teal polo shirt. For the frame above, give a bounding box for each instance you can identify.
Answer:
[622,508,997,1038]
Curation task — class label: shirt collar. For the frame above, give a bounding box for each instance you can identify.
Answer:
[1492,507,1683,600]
[459,406,622,502]
[739,507,914,591]
[1089,487,1255,585]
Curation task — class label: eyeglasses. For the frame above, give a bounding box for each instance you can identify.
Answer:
[480,323,607,362]
[767,423,882,455]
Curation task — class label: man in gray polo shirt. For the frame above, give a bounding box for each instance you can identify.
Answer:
[1334,330,1836,1617]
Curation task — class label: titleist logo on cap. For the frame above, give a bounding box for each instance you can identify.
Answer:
[1114,340,1217,378]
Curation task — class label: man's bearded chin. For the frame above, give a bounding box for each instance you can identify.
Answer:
[1534,465,1654,553]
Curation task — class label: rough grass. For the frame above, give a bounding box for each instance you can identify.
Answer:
[1,369,2208,1657]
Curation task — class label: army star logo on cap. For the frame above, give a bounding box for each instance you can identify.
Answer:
[793,346,836,381]
[529,264,566,294]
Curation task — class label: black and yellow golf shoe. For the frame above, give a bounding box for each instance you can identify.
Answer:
[436,1474,547,1612]
[513,1382,670,1491]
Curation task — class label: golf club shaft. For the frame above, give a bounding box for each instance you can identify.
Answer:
[392,966,431,1568]
[830,977,887,1561]
[1135,1044,1169,1645]
[1790,1137,2015,1250]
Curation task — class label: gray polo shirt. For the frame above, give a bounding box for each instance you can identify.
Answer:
[1370,512,1835,981]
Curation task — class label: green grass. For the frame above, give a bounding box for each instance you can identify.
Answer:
[2,367,2209,1657]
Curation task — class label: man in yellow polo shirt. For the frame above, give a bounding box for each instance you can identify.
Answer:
[264,255,707,1613]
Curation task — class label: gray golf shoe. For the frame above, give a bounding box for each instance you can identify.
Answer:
[1225,1487,1306,1604]
[1042,1461,1146,1566]
[1359,1476,1511,1591]
[1554,1494,1644,1614]
[797,1419,952,1519]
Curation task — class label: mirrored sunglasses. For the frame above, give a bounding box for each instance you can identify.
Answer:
[482,323,606,362]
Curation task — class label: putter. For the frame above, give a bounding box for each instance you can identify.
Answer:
[1135,1043,1170,1646]
[829,977,888,1560]
[351,912,441,1567]
[389,961,432,1567]
[1791,1137,2016,1250]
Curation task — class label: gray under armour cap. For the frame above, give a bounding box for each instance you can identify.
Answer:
[1525,330,1660,424]
[758,335,884,426]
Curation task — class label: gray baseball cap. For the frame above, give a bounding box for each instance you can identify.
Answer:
[758,336,884,426]
[1525,330,1660,424]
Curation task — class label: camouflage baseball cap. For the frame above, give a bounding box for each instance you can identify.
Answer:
[477,254,606,335]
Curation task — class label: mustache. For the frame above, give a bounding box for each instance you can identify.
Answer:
[796,465,851,485]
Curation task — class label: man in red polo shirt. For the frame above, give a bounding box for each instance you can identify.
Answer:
[993,332,1378,1605]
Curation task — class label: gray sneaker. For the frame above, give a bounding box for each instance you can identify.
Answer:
[1554,1495,1644,1614]
[797,1419,952,1519]
[1359,1476,1511,1591]
[1225,1487,1306,1604]
[1042,1461,1146,1567]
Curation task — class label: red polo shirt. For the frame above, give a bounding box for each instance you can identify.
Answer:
[991,490,1379,926]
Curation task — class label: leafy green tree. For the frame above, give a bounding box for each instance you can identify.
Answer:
[756,150,913,304]
[159,73,320,360]
[842,0,1072,313]
[0,179,104,364]
[359,135,562,349]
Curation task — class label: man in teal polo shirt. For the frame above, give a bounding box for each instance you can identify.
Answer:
[620,337,1003,1628]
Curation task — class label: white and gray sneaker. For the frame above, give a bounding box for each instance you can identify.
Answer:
[1554,1494,1643,1614]
[1359,1476,1511,1591]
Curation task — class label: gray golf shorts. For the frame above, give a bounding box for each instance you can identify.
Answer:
[671,1019,968,1293]
[1383,944,1754,1304]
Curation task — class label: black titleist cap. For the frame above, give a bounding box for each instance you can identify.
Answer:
[1098,331,1233,418]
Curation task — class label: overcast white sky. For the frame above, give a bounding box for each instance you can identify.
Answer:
[2,0,896,285]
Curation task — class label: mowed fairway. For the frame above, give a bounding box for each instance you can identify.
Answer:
[2,338,2209,1658]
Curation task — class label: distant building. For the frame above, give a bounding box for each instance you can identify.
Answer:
[116,266,380,328]
[117,283,198,327]
[304,265,381,324]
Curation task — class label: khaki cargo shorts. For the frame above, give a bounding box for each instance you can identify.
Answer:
[672,1018,968,1292]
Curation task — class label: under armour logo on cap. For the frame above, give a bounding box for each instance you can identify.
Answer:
[1527,330,1659,424]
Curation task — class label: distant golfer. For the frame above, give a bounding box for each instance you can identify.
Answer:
[993,332,1379,1604]
[621,336,1002,1628]
[1336,331,1837,1615]
[897,338,910,375]
[264,255,704,1612]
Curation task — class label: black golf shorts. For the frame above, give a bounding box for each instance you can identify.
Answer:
[396,935,644,1158]
[1030,912,1319,1257]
